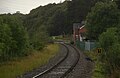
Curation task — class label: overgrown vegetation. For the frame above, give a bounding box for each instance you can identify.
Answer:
[85,51,106,78]
[0,44,59,78]
[0,14,29,61]
[86,1,120,40]
[86,0,120,78]
[98,28,120,78]
[0,13,49,62]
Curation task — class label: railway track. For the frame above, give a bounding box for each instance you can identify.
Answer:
[32,43,80,78]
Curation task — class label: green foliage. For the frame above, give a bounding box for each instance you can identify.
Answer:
[0,24,12,59]
[0,14,29,61]
[85,0,120,77]
[108,44,120,70]
[47,10,67,35]
[99,28,118,51]
[24,0,97,36]
[31,30,49,50]
[98,28,120,77]
[0,44,59,78]
[67,0,95,22]
[24,2,70,50]
[86,2,120,40]
[114,0,120,9]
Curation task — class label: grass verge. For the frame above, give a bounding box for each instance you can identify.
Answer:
[85,51,106,78]
[0,44,59,78]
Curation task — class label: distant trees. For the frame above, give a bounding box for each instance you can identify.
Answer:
[24,3,58,36]
[24,0,98,36]
[67,0,95,23]
[86,2,120,40]
[47,10,67,35]
[31,26,49,50]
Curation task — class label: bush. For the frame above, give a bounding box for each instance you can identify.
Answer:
[86,2,120,40]
[0,15,29,61]
[99,28,118,51]
[31,31,49,50]
[98,27,120,77]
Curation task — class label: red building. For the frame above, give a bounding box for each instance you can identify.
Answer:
[79,25,87,41]
[73,24,86,43]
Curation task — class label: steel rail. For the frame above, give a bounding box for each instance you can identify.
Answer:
[32,43,80,78]
[60,44,80,78]
[32,43,69,78]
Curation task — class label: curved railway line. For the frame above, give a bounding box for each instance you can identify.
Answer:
[32,43,80,78]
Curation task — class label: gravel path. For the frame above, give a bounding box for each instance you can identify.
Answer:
[65,46,95,78]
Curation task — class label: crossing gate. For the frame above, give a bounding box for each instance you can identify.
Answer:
[76,40,96,51]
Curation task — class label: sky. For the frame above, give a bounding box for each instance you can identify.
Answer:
[0,0,64,14]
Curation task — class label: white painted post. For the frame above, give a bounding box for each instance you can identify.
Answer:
[85,41,90,51]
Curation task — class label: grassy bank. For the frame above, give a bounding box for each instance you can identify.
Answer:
[0,44,59,78]
[85,51,106,78]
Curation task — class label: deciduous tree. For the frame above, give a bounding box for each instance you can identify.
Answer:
[86,2,120,40]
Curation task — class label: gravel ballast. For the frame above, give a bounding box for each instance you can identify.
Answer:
[18,44,67,78]
[18,44,94,78]
[66,46,95,78]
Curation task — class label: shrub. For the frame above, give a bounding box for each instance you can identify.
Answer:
[98,27,120,77]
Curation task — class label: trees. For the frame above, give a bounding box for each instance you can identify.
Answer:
[67,0,95,22]
[0,10,52,61]
[0,23,12,60]
[99,28,118,51]
[0,14,29,61]
[8,16,29,56]
[85,1,120,77]
[31,26,49,50]
[98,28,120,77]
[24,0,98,36]
[114,0,120,9]
[66,0,96,34]
[47,10,67,36]
[86,2,120,40]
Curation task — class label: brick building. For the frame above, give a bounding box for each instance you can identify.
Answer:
[73,23,86,43]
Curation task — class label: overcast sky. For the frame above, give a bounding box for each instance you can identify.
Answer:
[0,0,64,14]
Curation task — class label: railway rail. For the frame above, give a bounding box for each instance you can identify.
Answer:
[32,43,80,78]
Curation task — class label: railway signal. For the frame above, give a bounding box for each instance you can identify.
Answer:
[97,48,102,53]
